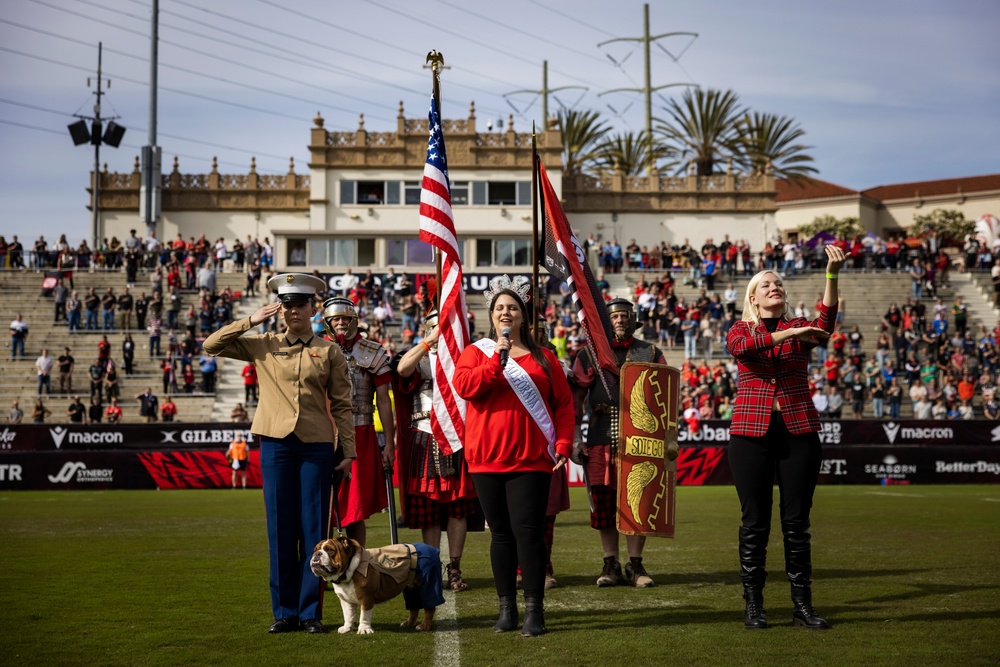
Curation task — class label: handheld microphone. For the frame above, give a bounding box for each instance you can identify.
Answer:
[499,327,511,367]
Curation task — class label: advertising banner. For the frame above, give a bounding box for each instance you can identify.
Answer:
[2,420,1000,490]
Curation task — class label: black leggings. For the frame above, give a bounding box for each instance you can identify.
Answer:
[728,412,821,540]
[471,471,552,600]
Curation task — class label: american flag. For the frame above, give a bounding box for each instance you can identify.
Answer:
[537,159,618,375]
[419,96,469,454]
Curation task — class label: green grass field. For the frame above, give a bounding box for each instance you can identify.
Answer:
[1,486,998,666]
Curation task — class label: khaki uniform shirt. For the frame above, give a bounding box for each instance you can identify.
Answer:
[203,318,356,457]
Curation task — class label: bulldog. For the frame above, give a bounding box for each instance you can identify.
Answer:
[310,537,445,635]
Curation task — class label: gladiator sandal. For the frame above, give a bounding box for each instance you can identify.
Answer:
[446,559,469,592]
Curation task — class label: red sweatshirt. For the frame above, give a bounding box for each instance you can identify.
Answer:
[453,345,575,474]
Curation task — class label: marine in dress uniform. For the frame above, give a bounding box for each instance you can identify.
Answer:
[393,310,477,591]
[571,298,666,589]
[203,273,355,635]
[322,297,394,548]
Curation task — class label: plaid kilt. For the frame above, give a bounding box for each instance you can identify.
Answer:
[403,493,477,529]
[589,483,617,530]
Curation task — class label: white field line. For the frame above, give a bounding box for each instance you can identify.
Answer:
[863,491,927,498]
[434,534,460,667]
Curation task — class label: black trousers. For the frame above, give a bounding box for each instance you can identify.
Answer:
[471,471,551,600]
[728,412,821,587]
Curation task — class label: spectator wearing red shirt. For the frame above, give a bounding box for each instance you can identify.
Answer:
[724,244,845,631]
[242,362,259,405]
[453,282,574,637]
[105,397,123,424]
[161,396,177,423]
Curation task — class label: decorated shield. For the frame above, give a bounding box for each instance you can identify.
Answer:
[615,361,679,538]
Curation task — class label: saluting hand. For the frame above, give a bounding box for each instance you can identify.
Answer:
[825,245,847,274]
[250,301,281,326]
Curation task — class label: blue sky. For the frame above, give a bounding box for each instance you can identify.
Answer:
[1,0,997,245]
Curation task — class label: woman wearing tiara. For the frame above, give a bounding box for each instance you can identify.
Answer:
[453,275,575,637]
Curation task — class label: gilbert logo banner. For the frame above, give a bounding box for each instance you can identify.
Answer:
[616,362,679,538]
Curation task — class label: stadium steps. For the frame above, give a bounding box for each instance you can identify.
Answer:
[1,268,250,423]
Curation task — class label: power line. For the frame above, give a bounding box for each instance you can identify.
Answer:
[0,45,327,124]
[0,117,289,172]
[163,0,514,113]
[9,8,395,124]
[361,0,594,88]
[430,0,608,66]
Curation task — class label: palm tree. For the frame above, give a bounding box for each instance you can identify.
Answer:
[558,109,611,175]
[592,131,674,177]
[738,112,817,182]
[655,88,745,176]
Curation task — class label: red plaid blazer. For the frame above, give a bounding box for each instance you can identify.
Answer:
[726,302,837,437]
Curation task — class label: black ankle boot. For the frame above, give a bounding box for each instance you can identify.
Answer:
[494,595,518,633]
[792,587,830,629]
[743,586,768,629]
[521,597,545,637]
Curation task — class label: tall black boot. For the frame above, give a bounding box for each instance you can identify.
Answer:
[739,526,769,629]
[521,597,546,637]
[494,595,518,633]
[783,520,830,630]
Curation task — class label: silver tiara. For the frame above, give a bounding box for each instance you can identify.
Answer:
[483,274,532,305]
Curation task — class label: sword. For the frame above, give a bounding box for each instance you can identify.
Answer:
[384,460,399,545]
[581,458,596,515]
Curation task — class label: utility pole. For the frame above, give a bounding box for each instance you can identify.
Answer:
[140,0,162,238]
[504,60,587,131]
[67,42,126,252]
[597,3,698,174]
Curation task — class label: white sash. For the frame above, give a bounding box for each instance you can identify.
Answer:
[473,338,556,461]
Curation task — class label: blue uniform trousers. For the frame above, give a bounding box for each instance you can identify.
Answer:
[260,434,334,623]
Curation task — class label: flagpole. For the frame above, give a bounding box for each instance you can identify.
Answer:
[426,50,445,313]
[531,124,540,339]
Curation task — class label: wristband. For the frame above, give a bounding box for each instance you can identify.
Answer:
[420,340,431,354]
[826,272,839,280]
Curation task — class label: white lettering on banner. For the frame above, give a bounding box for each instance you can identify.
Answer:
[677,424,730,442]
[900,427,953,441]
[0,428,16,449]
[864,455,916,479]
[818,422,842,444]
[69,432,123,445]
[47,461,113,484]
[819,459,847,476]
[0,464,22,481]
[567,462,586,485]
[991,425,1000,442]
[935,461,1000,475]
[172,429,255,444]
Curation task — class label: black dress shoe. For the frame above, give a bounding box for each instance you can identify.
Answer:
[268,619,299,633]
[302,620,325,634]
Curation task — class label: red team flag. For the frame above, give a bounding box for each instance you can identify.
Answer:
[419,97,469,454]
[537,159,618,375]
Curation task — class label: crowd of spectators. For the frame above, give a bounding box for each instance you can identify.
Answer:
[11,225,1000,423]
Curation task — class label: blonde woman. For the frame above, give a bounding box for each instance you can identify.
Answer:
[724,244,846,630]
